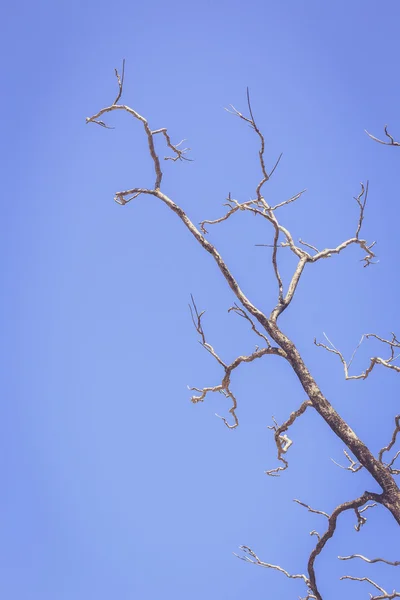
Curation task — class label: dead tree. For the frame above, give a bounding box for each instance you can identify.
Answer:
[86,62,400,600]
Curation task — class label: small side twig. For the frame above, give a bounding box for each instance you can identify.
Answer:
[315,332,400,380]
[339,554,400,567]
[265,400,313,476]
[379,415,400,475]
[340,575,400,599]
[331,449,362,473]
[365,125,400,147]
[113,59,125,105]
[188,296,285,428]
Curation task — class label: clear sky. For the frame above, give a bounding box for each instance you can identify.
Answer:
[2,1,400,598]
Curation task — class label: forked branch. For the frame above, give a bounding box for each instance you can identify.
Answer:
[315,332,400,380]
[265,400,313,476]
[340,575,400,599]
[188,296,285,428]
[365,125,400,147]
[88,65,400,596]
[235,492,382,600]
[86,62,190,190]
[379,415,400,475]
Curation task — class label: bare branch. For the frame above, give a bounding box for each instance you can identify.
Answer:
[226,88,277,200]
[228,303,271,347]
[271,189,307,211]
[315,332,400,380]
[339,554,400,567]
[294,499,329,518]
[266,400,313,476]
[188,296,285,428]
[298,239,320,253]
[306,492,382,599]
[199,194,261,234]
[235,493,382,600]
[341,575,400,599]
[309,183,377,268]
[331,449,363,473]
[113,59,125,105]
[365,125,400,146]
[354,503,378,532]
[151,129,192,162]
[88,74,400,547]
[234,545,314,597]
[86,63,189,189]
[379,415,400,475]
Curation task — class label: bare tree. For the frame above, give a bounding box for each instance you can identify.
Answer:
[86,63,400,600]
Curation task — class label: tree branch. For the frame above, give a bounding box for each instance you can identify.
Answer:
[265,400,313,476]
[365,125,400,147]
[315,332,400,380]
[338,554,400,567]
[188,296,285,428]
[340,575,400,599]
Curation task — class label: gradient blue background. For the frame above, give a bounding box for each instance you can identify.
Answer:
[2,1,399,598]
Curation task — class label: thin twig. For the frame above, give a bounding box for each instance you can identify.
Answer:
[113,59,125,105]
[339,554,400,567]
[266,400,312,476]
[365,125,400,147]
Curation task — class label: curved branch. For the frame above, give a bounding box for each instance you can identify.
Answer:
[365,125,400,146]
[339,554,400,567]
[266,400,313,476]
[188,296,285,427]
[306,492,383,600]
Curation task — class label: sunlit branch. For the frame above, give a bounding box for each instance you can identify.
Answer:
[379,415,400,475]
[306,492,382,600]
[294,499,329,518]
[113,59,125,105]
[86,64,189,190]
[331,449,363,473]
[265,400,312,476]
[340,575,400,599]
[365,125,400,147]
[339,554,400,567]
[234,545,315,599]
[188,296,285,428]
[315,332,400,380]
[228,303,271,347]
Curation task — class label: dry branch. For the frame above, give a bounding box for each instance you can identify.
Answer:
[88,64,400,599]
[265,400,312,476]
[339,554,400,567]
[236,492,382,600]
[365,125,400,147]
[340,575,400,599]
[379,415,400,475]
[315,332,400,380]
[331,449,362,473]
[188,296,285,428]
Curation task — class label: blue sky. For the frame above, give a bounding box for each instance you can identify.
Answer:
[2,1,400,598]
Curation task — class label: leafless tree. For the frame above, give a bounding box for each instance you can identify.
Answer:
[86,63,400,600]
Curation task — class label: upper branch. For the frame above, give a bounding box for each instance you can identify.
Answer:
[365,125,400,147]
[86,62,189,190]
[88,70,400,525]
[315,332,400,380]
